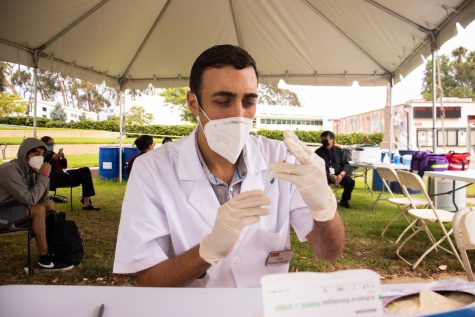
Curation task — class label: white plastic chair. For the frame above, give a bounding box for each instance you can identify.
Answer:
[375,167,429,244]
[395,170,464,270]
[453,207,475,281]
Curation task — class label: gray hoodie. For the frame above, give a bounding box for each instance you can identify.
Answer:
[0,138,49,206]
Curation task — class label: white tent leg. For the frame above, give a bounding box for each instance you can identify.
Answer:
[32,60,38,138]
[432,49,437,153]
[388,80,393,159]
[118,89,125,183]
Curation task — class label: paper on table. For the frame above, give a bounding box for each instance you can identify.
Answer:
[261,269,383,317]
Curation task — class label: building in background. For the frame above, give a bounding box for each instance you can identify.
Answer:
[332,98,475,151]
[254,104,325,131]
[26,100,97,122]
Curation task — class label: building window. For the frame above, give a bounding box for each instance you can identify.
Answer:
[42,107,47,112]
[266,118,271,124]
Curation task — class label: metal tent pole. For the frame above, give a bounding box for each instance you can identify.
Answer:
[431,47,437,153]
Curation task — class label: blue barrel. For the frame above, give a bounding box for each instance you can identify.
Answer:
[372,169,384,191]
[99,146,120,180]
[122,146,141,180]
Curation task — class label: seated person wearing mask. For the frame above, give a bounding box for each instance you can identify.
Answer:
[0,138,74,271]
[315,131,355,208]
[113,44,344,287]
[127,134,155,175]
[41,136,99,211]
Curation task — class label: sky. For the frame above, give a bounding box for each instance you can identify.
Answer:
[280,21,475,120]
[135,21,475,124]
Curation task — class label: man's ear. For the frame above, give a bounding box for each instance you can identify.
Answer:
[187,92,200,117]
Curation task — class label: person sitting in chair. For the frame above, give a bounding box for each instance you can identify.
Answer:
[41,136,99,211]
[0,138,74,271]
[315,131,355,208]
[127,135,155,175]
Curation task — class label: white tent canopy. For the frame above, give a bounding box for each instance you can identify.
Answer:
[1,0,474,90]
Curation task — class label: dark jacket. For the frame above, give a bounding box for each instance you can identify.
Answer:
[315,145,350,179]
[0,138,49,206]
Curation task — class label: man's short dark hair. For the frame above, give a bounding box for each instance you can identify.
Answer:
[134,135,154,151]
[189,44,258,102]
[321,131,335,139]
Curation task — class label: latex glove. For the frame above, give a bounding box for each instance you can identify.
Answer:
[271,131,336,222]
[199,190,270,265]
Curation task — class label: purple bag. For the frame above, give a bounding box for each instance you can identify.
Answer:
[411,151,448,176]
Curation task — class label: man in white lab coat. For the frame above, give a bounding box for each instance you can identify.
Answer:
[113,45,345,287]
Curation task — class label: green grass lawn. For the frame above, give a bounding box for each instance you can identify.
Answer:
[0,170,474,286]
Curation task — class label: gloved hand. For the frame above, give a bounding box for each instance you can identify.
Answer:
[271,131,336,222]
[199,190,270,265]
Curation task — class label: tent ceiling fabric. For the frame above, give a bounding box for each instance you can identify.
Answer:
[0,0,474,89]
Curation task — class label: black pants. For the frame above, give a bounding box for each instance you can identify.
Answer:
[51,168,95,197]
[339,175,355,202]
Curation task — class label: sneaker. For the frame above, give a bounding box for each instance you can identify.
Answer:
[38,255,74,272]
[338,200,351,208]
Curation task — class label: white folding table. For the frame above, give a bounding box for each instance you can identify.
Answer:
[424,170,475,211]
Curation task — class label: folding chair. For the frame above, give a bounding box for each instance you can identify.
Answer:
[0,211,34,275]
[375,167,428,244]
[395,170,464,270]
[453,207,475,281]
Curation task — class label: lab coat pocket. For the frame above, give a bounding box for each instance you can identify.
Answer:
[231,222,290,287]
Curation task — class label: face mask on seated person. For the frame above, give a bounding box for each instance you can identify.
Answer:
[194,93,253,164]
[28,155,44,170]
[322,139,330,147]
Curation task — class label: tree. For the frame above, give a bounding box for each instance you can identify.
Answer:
[160,84,302,123]
[0,62,7,92]
[126,105,154,125]
[422,47,475,100]
[37,70,58,101]
[50,103,67,121]
[160,87,195,123]
[258,83,302,106]
[0,92,27,117]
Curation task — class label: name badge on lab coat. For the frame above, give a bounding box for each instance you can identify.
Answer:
[265,250,292,266]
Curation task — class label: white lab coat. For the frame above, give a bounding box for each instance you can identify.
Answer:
[113,129,314,287]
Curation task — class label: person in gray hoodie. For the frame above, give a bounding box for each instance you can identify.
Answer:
[0,138,73,271]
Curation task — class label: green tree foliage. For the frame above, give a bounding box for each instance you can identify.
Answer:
[0,92,27,117]
[160,84,302,123]
[37,70,58,101]
[258,84,302,106]
[50,103,67,121]
[422,47,475,100]
[126,105,154,125]
[0,62,7,92]
[160,87,196,123]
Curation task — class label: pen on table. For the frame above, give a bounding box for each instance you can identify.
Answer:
[97,304,105,317]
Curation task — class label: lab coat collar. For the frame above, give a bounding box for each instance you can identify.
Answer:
[176,129,269,227]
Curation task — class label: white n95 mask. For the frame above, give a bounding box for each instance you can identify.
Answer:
[28,155,44,170]
[196,95,253,164]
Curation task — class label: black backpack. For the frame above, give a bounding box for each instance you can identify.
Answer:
[46,212,84,265]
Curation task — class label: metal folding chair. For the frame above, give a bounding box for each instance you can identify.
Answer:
[395,170,464,270]
[0,211,34,275]
[453,207,475,281]
[375,167,428,244]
